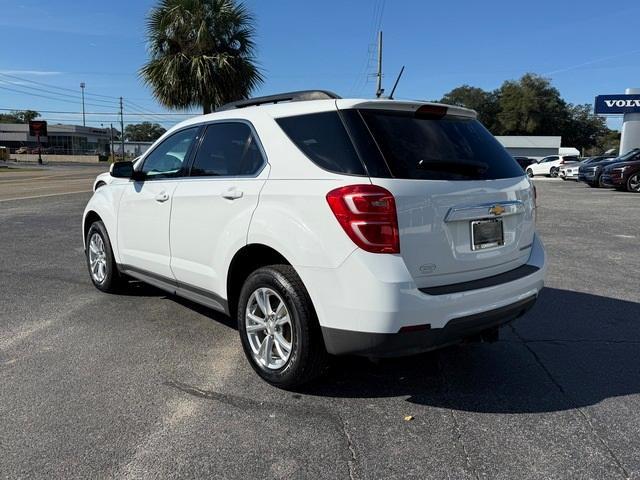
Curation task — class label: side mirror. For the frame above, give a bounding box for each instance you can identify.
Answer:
[110,161,134,178]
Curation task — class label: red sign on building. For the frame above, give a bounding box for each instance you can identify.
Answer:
[29,120,48,138]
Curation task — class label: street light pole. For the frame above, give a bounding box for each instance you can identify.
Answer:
[80,82,86,127]
[119,97,125,161]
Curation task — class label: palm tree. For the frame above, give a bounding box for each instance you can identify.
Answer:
[140,0,263,114]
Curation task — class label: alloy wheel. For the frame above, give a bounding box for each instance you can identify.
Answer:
[628,174,640,192]
[245,287,293,370]
[88,233,107,283]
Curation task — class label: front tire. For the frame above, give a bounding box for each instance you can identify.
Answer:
[237,265,328,388]
[86,220,124,292]
[627,173,640,192]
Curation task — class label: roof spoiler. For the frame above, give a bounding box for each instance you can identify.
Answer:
[217,90,341,111]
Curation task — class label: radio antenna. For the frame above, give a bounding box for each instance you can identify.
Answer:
[388,66,405,100]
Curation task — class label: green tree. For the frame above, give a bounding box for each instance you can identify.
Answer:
[588,130,620,156]
[124,122,167,141]
[440,73,621,153]
[0,110,40,124]
[140,0,263,114]
[440,86,501,133]
[497,74,568,135]
[561,104,610,153]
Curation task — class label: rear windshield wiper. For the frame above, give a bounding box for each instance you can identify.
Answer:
[416,159,488,177]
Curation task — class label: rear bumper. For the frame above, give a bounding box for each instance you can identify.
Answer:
[321,295,536,357]
[296,234,546,357]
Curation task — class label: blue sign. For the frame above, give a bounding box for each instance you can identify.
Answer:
[595,94,640,114]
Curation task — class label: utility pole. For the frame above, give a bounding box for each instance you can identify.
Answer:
[119,97,125,161]
[375,31,384,98]
[109,123,114,161]
[80,82,86,127]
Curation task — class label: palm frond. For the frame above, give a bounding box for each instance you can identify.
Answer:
[140,0,263,112]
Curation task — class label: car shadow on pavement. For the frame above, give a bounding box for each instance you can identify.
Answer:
[118,279,238,329]
[305,287,640,414]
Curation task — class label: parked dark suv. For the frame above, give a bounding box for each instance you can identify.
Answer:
[578,151,639,188]
[600,151,640,192]
[513,156,536,170]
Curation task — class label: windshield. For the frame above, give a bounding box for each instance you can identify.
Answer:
[617,148,640,162]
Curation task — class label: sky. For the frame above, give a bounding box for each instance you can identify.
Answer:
[1,0,638,131]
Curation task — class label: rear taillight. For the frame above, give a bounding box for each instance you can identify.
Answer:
[326,185,400,254]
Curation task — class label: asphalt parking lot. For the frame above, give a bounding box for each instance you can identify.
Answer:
[0,162,104,201]
[1,169,639,479]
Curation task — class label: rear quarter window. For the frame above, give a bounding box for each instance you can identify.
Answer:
[360,110,523,180]
[276,111,366,176]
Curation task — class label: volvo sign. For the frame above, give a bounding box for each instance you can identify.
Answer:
[595,94,640,114]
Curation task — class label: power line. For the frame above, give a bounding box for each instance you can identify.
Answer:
[0,71,121,101]
[124,99,178,124]
[0,84,117,109]
[28,118,181,124]
[0,107,196,115]
[350,0,386,96]
[0,76,119,107]
[126,99,199,118]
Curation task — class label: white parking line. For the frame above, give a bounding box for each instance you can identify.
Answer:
[0,190,92,202]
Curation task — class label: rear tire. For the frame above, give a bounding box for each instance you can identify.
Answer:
[86,220,125,293]
[526,168,534,178]
[237,265,329,389]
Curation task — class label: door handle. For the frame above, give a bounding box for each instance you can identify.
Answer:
[221,188,243,200]
[155,191,170,202]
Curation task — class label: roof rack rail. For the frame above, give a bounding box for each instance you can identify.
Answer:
[216,90,341,111]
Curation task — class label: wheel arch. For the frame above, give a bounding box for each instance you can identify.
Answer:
[226,243,293,319]
[82,189,121,260]
[83,210,102,243]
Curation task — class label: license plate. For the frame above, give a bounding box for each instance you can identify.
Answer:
[471,218,504,250]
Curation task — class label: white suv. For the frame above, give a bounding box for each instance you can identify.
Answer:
[526,155,580,177]
[83,90,546,387]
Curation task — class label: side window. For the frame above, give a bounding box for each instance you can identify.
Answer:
[542,156,558,163]
[190,123,265,177]
[140,127,199,178]
[276,112,366,175]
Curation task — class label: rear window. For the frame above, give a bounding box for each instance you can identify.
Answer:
[360,110,523,180]
[276,111,366,175]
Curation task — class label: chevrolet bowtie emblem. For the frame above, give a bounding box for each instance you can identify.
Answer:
[488,205,506,216]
